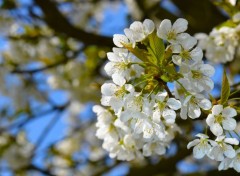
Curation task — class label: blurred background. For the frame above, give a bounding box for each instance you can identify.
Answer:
[0,0,239,175]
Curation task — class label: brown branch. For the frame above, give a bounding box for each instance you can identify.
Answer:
[33,0,113,47]
[29,165,56,176]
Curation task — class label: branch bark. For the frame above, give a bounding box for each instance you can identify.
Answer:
[34,0,113,47]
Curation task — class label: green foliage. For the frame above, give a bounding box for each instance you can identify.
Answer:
[216,20,237,29]
[147,32,165,66]
[123,44,151,63]
[220,70,230,105]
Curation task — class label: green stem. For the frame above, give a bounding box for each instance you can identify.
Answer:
[228,98,240,101]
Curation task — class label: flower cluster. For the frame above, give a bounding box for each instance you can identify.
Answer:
[188,105,240,172]
[195,12,240,63]
[94,19,217,161]
[0,132,33,171]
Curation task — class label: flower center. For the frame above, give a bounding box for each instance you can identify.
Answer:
[215,114,223,123]
[191,70,203,79]
[158,102,166,111]
[134,96,143,107]
[167,30,176,40]
[115,62,128,70]
[180,50,191,60]
[115,86,126,97]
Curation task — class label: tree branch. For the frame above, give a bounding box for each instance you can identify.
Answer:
[33,0,113,47]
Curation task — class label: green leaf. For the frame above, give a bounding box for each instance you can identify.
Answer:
[123,44,150,63]
[216,20,237,30]
[148,32,165,65]
[220,70,230,105]
[160,74,170,82]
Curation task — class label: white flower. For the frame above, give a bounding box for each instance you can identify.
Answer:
[105,48,144,82]
[233,12,240,22]
[184,61,215,92]
[105,134,143,161]
[195,27,238,63]
[56,138,79,156]
[157,18,188,44]
[152,92,181,125]
[180,94,212,119]
[228,0,237,6]
[4,144,33,170]
[134,117,165,141]
[113,34,130,47]
[171,35,203,65]
[119,92,146,122]
[93,106,118,142]
[209,136,239,161]
[143,142,166,156]
[101,82,134,113]
[219,148,240,172]
[206,105,237,136]
[124,19,155,47]
[187,133,214,159]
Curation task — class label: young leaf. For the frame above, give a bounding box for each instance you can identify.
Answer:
[123,44,150,62]
[148,32,165,65]
[220,70,230,105]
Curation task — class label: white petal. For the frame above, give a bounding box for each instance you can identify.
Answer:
[187,139,200,149]
[222,107,237,118]
[201,77,214,91]
[172,55,182,66]
[101,96,111,106]
[101,83,117,96]
[104,62,115,76]
[157,19,172,39]
[123,134,135,148]
[154,144,166,155]
[210,146,224,161]
[193,144,205,159]
[233,160,240,172]
[171,44,181,53]
[181,35,197,50]
[212,105,223,115]
[198,98,212,110]
[183,95,192,106]
[180,106,188,119]
[125,84,134,93]
[143,19,155,34]
[113,34,129,47]
[172,18,188,33]
[167,98,181,110]
[124,28,135,41]
[153,109,161,123]
[222,118,237,131]
[224,137,239,145]
[210,123,223,136]
[109,97,123,113]
[120,110,131,122]
[224,145,236,158]
[199,64,215,77]
[162,109,176,124]
[188,103,201,119]
[206,114,215,126]
[107,52,121,62]
[156,92,168,102]
[130,21,144,33]
[143,127,154,139]
[112,73,126,86]
[196,133,209,139]
[190,47,203,62]
[233,12,240,22]
[143,143,152,156]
